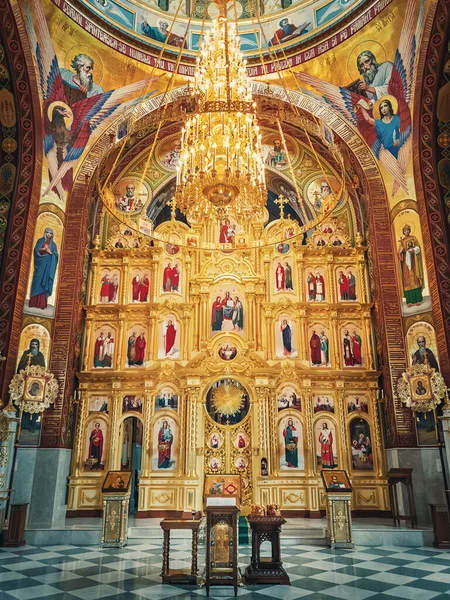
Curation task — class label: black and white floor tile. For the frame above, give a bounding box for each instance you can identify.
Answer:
[0,540,450,599]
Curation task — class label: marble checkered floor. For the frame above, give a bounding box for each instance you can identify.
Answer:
[0,540,450,599]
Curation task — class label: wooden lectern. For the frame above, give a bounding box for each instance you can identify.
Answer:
[244,515,290,585]
[101,470,132,548]
[321,470,354,549]
[205,505,240,597]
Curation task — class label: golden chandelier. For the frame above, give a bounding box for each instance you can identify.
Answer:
[175,7,266,220]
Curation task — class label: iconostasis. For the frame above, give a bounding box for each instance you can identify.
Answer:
[14,0,441,518]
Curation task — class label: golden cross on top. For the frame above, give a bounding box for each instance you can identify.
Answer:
[168,195,177,220]
[275,195,288,219]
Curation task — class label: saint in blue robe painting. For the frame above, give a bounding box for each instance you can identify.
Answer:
[295,0,423,196]
[283,419,299,468]
[29,228,59,310]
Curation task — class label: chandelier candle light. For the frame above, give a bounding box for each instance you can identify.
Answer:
[175,6,266,220]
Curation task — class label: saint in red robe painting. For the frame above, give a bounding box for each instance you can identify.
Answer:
[158,420,173,469]
[310,331,321,365]
[108,276,118,303]
[100,275,110,303]
[307,272,316,301]
[338,271,349,300]
[135,333,146,365]
[238,434,246,449]
[94,334,105,367]
[164,320,177,356]
[343,331,354,366]
[139,275,149,302]
[171,264,180,291]
[275,263,285,291]
[132,276,140,301]
[219,219,235,244]
[88,422,104,469]
[319,422,335,468]
[211,296,224,331]
[352,331,362,365]
[315,272,325,301]
[163,264,173,292]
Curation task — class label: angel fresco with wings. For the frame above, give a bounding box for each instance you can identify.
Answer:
[296,0,423,197]
[26,0,163,199]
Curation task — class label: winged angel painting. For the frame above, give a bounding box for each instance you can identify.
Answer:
[296,0,423,196]
[26,0,162,199]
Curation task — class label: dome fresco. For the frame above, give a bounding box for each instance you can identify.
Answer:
[75,0,366,57]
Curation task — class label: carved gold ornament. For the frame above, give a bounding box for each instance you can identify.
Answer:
[211,384,244,418]
[397,363,447,412]
[9,365,59,414]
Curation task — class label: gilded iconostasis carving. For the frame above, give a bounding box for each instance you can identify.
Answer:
[11,0,444,516]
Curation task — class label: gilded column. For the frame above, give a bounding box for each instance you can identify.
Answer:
[182,315,190,360]
[362,313,374,370]
[264,259,271,302]
[73,389,89,476]
[255,293,264,351]
[148,313,157,361]
[358,257,368,304]
[109,389,122,470]
[304,388,314,476]
[371,389,385,477]
[327,255,336,303]
[122,258,129,305]
[268,390,277,474]
[200,293,209,348]
[298,310,306,361]
[142,389,153,477]
[179,389,187,476]
[265,309,273,361]
[330,311,340,369]
[185,254,192,302]
[193,296,200,352]
[335,387,349,472]
[90,258,99,305]
[297,254,305,302]
[256,387,269,457]
[116,313,125,370]
[151,255,160,303]
[82,317,93,371]
[187,387,200,477]
[247,292,255,344]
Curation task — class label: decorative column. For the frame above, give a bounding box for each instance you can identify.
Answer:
[109,389,122,470]
[121,258,129,305]
[327,255,336,304]
[148,312,157,361]
[72,389,89,476]
[90,258,99,305]
[82,317,94,371]
[200,292,209,349]
[357,257,368,304]
[298,310,306,361]
[182,311,190,360]
[141,385,153,478]
[330,311,340,369]
[255,387,270,458]
[151,254,160,303]
[335,386,349,472]
[247,291,255,345]
[371,388,386,478]
[303,386,314,476]
[186,387,200,477]
[0,405,17,529]
[116,313,125,370]
[255,293,264,351]
[362,312,374,370]
[268,390,277,475]
[265,308,274,361]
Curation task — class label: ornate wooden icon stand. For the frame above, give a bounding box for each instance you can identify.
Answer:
[244,515,290,585]
[101,470,132,548]
[205,505,240,597]
[321,469,354,549]
[160,518,201,583]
